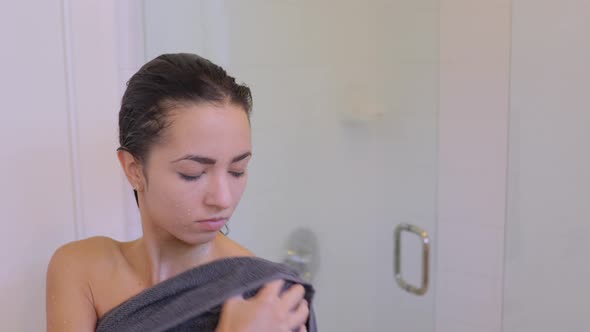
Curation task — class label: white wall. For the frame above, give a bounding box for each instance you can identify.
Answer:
[0,0,130,329]
[66,0,129,240]
[504,0,590,331]
[0,1,76,330]
[116,0,146,239]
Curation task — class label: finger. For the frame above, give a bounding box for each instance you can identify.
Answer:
[256,279,285,299]
[280,284,305,311]
[287,298,309,329]
[293,298,308,313]
[225,293,245,305]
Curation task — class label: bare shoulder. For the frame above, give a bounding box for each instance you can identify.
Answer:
[47,236,127,287]
[46,236,122,332]
[216,234,256,258]
[49,236,121,268]
[47,236,126,302]
[47,236,123,296]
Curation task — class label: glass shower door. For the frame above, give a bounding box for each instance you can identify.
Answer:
[143,0,439,330]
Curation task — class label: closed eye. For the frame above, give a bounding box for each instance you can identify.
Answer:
[229,171,245,178]
[179,173,202,181]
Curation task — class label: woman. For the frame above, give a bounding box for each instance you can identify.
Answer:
[46,53,314,331]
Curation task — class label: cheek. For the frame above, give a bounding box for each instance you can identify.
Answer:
[168,188,202,221]
[165,193,201,227]
[147,173,197,220]
[231,175,248,201]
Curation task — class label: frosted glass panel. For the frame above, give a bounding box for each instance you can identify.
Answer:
[143,1,439,330]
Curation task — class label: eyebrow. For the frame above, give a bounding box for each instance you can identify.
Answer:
[172,152,252,165]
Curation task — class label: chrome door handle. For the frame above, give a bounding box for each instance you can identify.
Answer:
[393,223,430,296]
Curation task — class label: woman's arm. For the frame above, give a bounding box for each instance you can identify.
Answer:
[46,244,97,332]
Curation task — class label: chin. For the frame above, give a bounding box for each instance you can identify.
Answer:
[177,231,219,246]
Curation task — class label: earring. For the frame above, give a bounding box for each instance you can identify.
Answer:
[221,224,230,236]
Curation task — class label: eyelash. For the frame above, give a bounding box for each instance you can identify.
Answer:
[179,171,245,182]
[179,174,201,181]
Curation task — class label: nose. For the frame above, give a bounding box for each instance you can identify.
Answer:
[203,173,232,210]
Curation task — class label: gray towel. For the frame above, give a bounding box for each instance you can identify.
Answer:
[96,256,317,332]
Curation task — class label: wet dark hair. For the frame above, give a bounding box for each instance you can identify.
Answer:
[117,53,253,207]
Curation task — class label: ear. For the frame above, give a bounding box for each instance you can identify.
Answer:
[117,149,145,191]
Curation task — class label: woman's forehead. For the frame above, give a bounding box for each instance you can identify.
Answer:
[158,103,251,156]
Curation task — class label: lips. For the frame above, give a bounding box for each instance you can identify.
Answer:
[198,217,228,223]
[196,217,228,231]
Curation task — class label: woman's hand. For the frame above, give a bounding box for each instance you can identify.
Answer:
[216,279,310,332]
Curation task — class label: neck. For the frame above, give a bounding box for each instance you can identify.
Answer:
[128,224,221,286]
